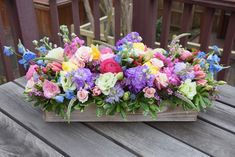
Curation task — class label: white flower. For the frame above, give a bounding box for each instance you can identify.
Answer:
[45,47,64,61]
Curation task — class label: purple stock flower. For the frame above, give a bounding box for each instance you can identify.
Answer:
[72,68,94,89]
[116,32,142,48]
[124,66,154,93]
[163,67,180,86]
[105,84,124,104]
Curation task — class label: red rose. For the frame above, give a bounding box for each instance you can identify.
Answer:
[100,58,122,73]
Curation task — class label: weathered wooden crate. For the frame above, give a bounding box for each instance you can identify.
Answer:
[43,105,198,122]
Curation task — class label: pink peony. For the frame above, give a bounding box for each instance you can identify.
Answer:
[77,89,89,103]
[92,86,101,96]
[143,87,156,98]
[43,80,60,98]
[75,46,92,62]
[47,62,62,72]
[180,50,192,60]
[26,65,38,80]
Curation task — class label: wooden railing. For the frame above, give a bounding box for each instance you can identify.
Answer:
[0,0,235,82]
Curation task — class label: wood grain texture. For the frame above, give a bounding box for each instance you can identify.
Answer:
[217,84,235,107]
[0,82,136,157]
[149,120,235,157]
[85,122,208,157]
[0,112,62,157]
[199,101,235,133]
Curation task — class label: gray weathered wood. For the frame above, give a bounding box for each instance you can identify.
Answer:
[85,122,208,157]
[199,101,235,134]
[0,112,62,157]
[0,82,136,157]
[217,84,235,107]
[149,120,235,157]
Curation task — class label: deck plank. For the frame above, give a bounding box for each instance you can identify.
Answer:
[85,122,208,157]
[148,120,235,157]
[0,82,136,157]
[13,79,208,156]
[199,101,235,133]
[0,112,63,157]
[217,84,235,107]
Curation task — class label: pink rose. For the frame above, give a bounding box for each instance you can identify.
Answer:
[77,89,89,103]
[43,80,60,98]
[180,50,192,60]
[26,65,38,80]
[47,62,62,72]
[143,87,156,98]
[75,46,92,62]
[92,86,101,96]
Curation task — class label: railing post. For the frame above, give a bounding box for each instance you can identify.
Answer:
[49,0,62,46]
[114,0,121,43]
[93,0,100,40]
[218,12,235,80]
[72,0,81,36]
[180,3,193,47]
[160,0,172,49]
[0,15,14,81]
[200,7,215,52]
[15,0,39,51]
[132,0,157,47]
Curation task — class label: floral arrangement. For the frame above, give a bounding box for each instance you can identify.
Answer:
[4,25,226,120]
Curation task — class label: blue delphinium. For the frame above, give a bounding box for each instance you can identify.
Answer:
[55,95,64,103]
[18,51,37,68]
[197,51,206,59]
[207,54,222,74]
[105,84,124,104]
[17,41,26,54]
[65,90,75,99]
[3,46,14,56]
[37,46,47,55]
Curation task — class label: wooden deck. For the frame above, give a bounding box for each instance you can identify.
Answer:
[0,77,234,157]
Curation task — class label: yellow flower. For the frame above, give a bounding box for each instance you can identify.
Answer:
[62,62,78,72]
[91,45,100,60]
[144,61,159,74]
[144,58,164,74]
[133,43,145,51]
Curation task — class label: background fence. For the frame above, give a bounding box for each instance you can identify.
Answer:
[0,0,235,84]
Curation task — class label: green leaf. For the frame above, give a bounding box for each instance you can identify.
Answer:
[96,107,104,117]
[140,102,149,112]
[66,98,77,122]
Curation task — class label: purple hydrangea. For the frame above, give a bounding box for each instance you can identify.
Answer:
[124,66,154,93]
[72,68,94,90]
[105,84,124,104]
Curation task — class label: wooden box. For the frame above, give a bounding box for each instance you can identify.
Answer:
[43,105,198,122]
